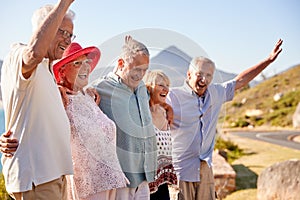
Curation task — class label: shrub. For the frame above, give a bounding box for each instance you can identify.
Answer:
[230,118,250,128]
[215,136,244,164]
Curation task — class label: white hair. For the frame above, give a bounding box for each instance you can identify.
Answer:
[31,4,75,32]
[188,56,216,72]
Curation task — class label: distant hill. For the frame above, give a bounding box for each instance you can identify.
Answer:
[222,64,300,128]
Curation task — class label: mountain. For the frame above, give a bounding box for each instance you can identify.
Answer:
[149,45,237,87]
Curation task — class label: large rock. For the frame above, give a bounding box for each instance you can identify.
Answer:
[257,159,300,200]
[293,102,300,128]
[213,150,236,199]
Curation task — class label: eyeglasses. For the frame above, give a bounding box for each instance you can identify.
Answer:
[58,28,76,41]
[68,59,92,67]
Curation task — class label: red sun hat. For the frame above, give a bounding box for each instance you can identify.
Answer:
[53,42,101,81]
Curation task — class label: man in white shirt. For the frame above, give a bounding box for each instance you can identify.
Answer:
[0,0,76,199]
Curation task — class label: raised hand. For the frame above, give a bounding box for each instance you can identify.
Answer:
[268,39,283,62]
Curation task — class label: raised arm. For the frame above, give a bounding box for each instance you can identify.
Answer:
[22,0,74,78]
[234,39,283,90]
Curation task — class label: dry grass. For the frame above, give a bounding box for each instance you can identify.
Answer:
[222,64,300,128]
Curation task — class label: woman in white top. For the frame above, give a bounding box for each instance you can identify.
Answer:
[144,70,177,200]
[53,42,128,200]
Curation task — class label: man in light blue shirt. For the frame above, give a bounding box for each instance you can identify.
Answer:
[167,39,283,200]
[93,36,157,200]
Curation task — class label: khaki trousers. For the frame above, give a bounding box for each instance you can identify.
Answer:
[178,161,216,200]
[116,181,150,200]
[11,176,67,200]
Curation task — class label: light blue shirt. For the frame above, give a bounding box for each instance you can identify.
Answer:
[93,72,157,188]
[167,80,235,182]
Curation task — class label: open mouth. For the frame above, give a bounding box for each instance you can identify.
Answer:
[197,81,206,88]
[59,45,66,51]
[78,73,88,79]
[160,93,167,97]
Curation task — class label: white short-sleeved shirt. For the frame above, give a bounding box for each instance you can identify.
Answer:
[1,43,73,193]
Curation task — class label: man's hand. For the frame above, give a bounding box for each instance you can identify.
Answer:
[268,39,283,62]
[0,130,19,157]
[161,102,174,125]
[58,85,78,108]
[86,87,101,105]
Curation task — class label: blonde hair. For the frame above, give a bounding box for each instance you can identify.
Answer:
[31,4,75,32]
[144,70,170,87]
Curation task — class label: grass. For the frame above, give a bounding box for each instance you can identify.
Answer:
[221,129,300,200]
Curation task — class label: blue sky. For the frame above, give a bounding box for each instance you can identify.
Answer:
[1,0,299,80]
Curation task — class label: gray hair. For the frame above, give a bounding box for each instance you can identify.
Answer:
[188,56,216,72]
[121,35,149,64]
[31,4,75,32]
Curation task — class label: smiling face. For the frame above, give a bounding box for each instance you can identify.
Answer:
[187,59,214,96]
[47,17,74,62]
[59,55,91,92]
[117,53,149,91]
[149,75,170,104]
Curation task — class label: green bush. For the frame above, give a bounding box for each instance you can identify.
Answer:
[215,136,244,164]
[230,118,250,128]
[232,102,243,108]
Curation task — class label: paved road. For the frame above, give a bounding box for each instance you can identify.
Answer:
[229,130,300,150]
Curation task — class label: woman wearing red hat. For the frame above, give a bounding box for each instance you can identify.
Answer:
[53,42,128,200]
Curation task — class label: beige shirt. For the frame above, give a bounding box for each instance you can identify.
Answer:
[1,43,73,193]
